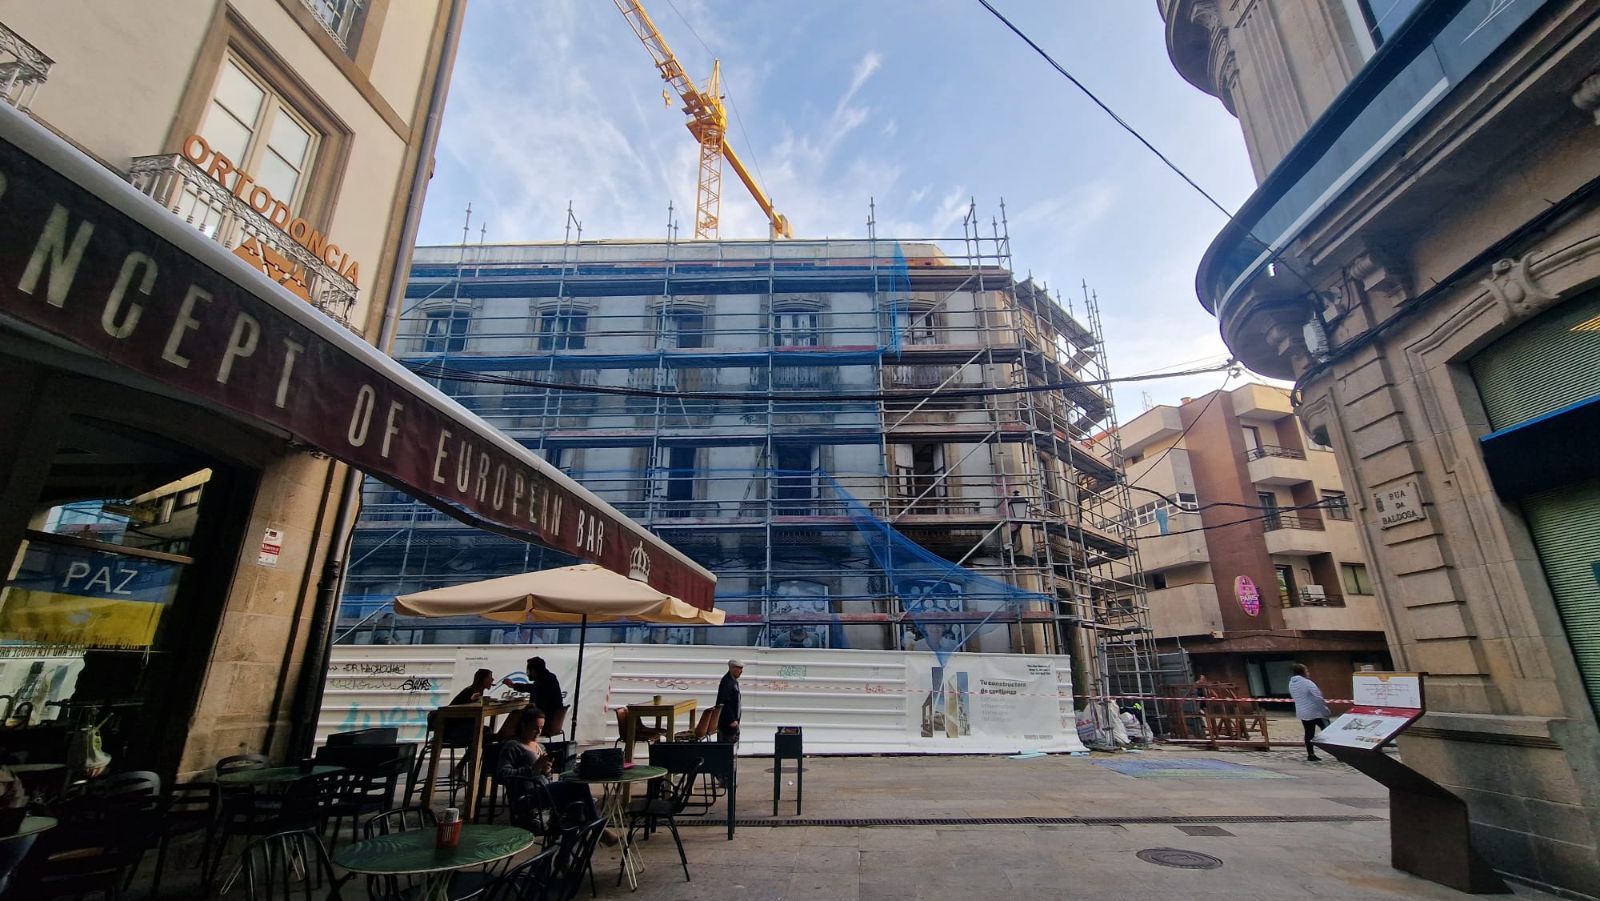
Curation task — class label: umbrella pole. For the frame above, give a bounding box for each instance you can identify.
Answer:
[570,613,588,745]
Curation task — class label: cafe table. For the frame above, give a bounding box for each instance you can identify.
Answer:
[621,697,697,761]
[421,698,527,820]
[332,824,534,901]
[561,765,668,890]
[215,765,344,787]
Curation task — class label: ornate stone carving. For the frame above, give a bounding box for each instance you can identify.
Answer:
[1572,71,1600,126]
[1481,254,1558,317]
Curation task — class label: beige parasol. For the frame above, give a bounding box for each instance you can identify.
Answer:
[395,564,724,625]
[394,564,724,741]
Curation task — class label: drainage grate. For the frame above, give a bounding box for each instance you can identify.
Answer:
[682,813,1382,828]
[1326,797,1388,809]
[1175,825,1234,837]
[1137,848,1224,870]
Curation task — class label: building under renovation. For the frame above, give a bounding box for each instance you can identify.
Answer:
[338,211,1157,697]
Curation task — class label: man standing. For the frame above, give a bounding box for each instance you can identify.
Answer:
[501,656,566,737]
[1288,663,1332,761]
[716,659,743,744]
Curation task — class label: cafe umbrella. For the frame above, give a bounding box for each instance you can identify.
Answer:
[394,564,724,742]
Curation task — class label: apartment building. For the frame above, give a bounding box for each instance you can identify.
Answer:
[341,228,1160,701]
[0,2,709,780]
[1162,0,1600,891]
[1120,383,1388,702]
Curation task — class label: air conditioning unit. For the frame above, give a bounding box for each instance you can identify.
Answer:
[1301,584,1327,605]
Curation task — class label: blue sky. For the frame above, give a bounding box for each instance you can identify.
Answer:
[416,1,1265,412]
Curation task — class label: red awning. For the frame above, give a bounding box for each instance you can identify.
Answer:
[0,105,715,608]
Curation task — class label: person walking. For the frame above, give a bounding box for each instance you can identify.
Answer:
[716,659,743,744]
[1289,663,1332,761]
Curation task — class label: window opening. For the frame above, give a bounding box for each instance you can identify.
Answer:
[422,309,470,353]
[537,310,588,350]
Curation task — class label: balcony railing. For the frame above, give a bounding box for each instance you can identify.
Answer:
[1244,444,1305,462]
[1287,587,1346,608]
[1262,513,1324,532]
[128,154,359,331]
[302,0,366,52]
[0,20,52,109]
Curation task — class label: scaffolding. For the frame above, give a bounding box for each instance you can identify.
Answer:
[339,202,1161,713]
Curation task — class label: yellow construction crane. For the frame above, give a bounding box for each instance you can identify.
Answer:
[614,0,793,240]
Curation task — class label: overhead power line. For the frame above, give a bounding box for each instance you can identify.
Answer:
[973,0,1320,295]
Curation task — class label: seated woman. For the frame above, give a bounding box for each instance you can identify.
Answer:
[450,668,496,706]
[497,711,612,842]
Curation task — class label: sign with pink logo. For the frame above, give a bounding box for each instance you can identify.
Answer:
[1234,575,1261,616]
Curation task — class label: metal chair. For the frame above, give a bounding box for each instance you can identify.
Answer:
[236,829,345,901]
[621,758,701,883]
[481,845,560,901]
[361,806,437,839]
[548,815,607,901]
[151,780,222,897]
[212,770,336,884]
[358,808,436,901]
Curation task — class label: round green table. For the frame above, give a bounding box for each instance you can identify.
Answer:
[216,765,343,786]
[561,766,668,890]
[332,824,535,900]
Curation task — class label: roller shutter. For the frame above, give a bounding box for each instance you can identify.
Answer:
[1520,481,1600,717]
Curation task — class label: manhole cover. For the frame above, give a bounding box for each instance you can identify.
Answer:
[1136,848,1224,870]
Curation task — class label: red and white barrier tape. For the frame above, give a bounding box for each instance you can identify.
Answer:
[606,674,1351,705]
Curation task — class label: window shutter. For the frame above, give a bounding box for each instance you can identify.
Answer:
[1471,293,1600,430]
[1520,480,1600,718]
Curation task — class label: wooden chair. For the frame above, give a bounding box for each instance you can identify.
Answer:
[613,706,666,755]
[673,705,721,742]
[542,706,569,740]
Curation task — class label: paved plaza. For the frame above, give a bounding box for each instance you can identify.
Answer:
[128,744,1560,899]
[573,744,1557,901]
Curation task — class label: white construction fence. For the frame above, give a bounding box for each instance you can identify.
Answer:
[319,643,1087,756]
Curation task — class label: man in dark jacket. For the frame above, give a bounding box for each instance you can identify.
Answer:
[716,659,744,743]
[499,656,566,738]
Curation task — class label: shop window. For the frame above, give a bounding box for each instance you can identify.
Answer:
[773,309,818,347]
[1341,563,1374,595]
[200,55,319,207]
[770,580,830,649]
[537,310,588,350]
[422,309,470,353]
[899,579,964,653]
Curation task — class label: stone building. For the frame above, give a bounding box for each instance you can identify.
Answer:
[1119,383,1388,703]
[1162,0,1600,893]
[0,1,711,781]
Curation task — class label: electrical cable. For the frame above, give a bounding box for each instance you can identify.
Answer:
[1124,369,1234,496]
[405,358,1237,403]
[973,0,1321,296]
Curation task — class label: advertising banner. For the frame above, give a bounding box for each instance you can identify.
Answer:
[0,541,182,648]
[903,653,1081,752]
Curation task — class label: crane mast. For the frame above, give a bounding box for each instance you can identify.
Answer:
[613,0,792,240]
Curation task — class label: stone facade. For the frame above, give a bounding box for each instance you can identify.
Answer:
[0,0,461,779]
[1161,0,1600,894]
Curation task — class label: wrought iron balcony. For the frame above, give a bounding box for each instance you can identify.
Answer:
[0,20,52,109]
[302,0,366,52]
[128,154,359,331]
